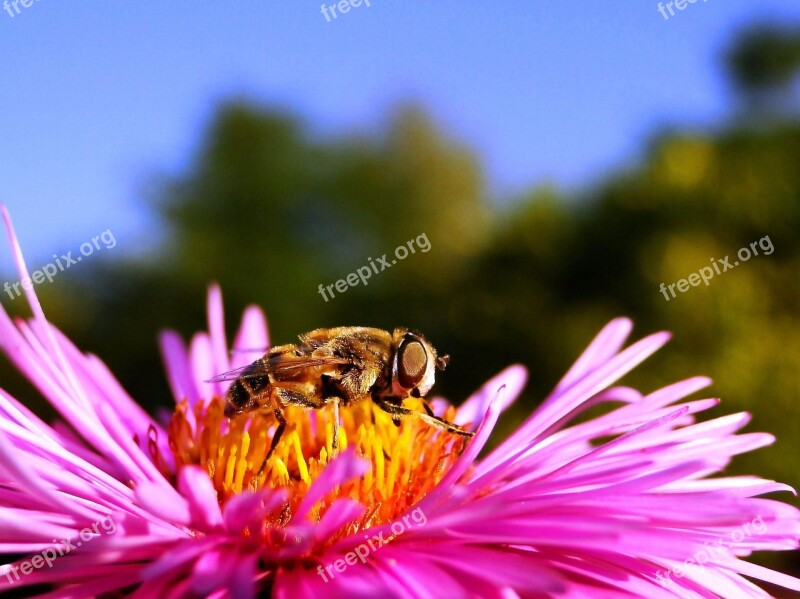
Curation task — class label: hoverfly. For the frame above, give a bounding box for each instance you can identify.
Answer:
[207,327,473,474]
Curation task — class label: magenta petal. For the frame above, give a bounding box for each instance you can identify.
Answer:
[19,569,145,598]
[524,330,672,440]
[479,329,673,478]
[178,466,224,531]
[391,545,565,595]
[136,481,192,526]
[190,332,218,400]
[222,491,267,533]
[641,375,713,408]
[313,498,367,543]
[191,547,233,596]
[0,430,100,522]
[223,488,288,534]
[372,549,467,599]
[231,305,270,370]
[454,364,527,428]
[719,554,800,592]
[142,538,222,580]
[206,284,231,395]
[416,387,503,514]
[228,553,258,599]
[1,208,90,409]
[553,317,633,393]
[159,330,201,408]
[275,557,393,599]
[295,449,370,520]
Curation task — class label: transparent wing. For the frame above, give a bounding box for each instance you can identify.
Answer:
[205,352,348,384]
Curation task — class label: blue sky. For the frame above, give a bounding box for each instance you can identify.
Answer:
[0,1,798,262]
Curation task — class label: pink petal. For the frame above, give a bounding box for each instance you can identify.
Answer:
[454,364,527,428]
[295,449,370,521]
[177,466,224,531]
[159,330,201,408]
[206,284,231,390]
[231,305,270,370]
[553,317,632,393]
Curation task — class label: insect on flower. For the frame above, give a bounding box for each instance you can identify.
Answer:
[207,326,473,473]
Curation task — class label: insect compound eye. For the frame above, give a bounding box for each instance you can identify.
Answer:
[396,338,428,389]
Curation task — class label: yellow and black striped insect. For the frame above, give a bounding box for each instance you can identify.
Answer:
[207,327,473,473]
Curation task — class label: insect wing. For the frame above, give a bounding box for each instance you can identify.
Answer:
[205,353,348,383]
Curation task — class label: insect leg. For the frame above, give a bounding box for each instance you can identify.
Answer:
[255,383,320,475]
[416,399,471,436]
[257,403,286,475]
[272,386,341,458]
[329,398,340,457]
[421,399,435,417]
[377,395,404,428]
[374,397,474,438]
[418,412,474,437]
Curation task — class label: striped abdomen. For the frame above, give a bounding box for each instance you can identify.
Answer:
[224,359,271,417]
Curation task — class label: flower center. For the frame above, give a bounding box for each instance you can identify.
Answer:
[168,397,467,534]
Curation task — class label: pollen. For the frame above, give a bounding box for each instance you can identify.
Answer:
[168,397,468,538]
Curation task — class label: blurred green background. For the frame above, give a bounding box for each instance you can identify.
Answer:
[2,20,800,587]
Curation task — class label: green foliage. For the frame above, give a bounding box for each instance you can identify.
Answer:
[726,23,800,94]
[726,23,800,120]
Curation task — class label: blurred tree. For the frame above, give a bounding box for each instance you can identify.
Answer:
[726,23,800,116]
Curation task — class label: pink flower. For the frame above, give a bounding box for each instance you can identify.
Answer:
[0,205,798,598]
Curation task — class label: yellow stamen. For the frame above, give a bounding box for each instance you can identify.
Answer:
[291,431,311,485]
[168,396,469,543]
